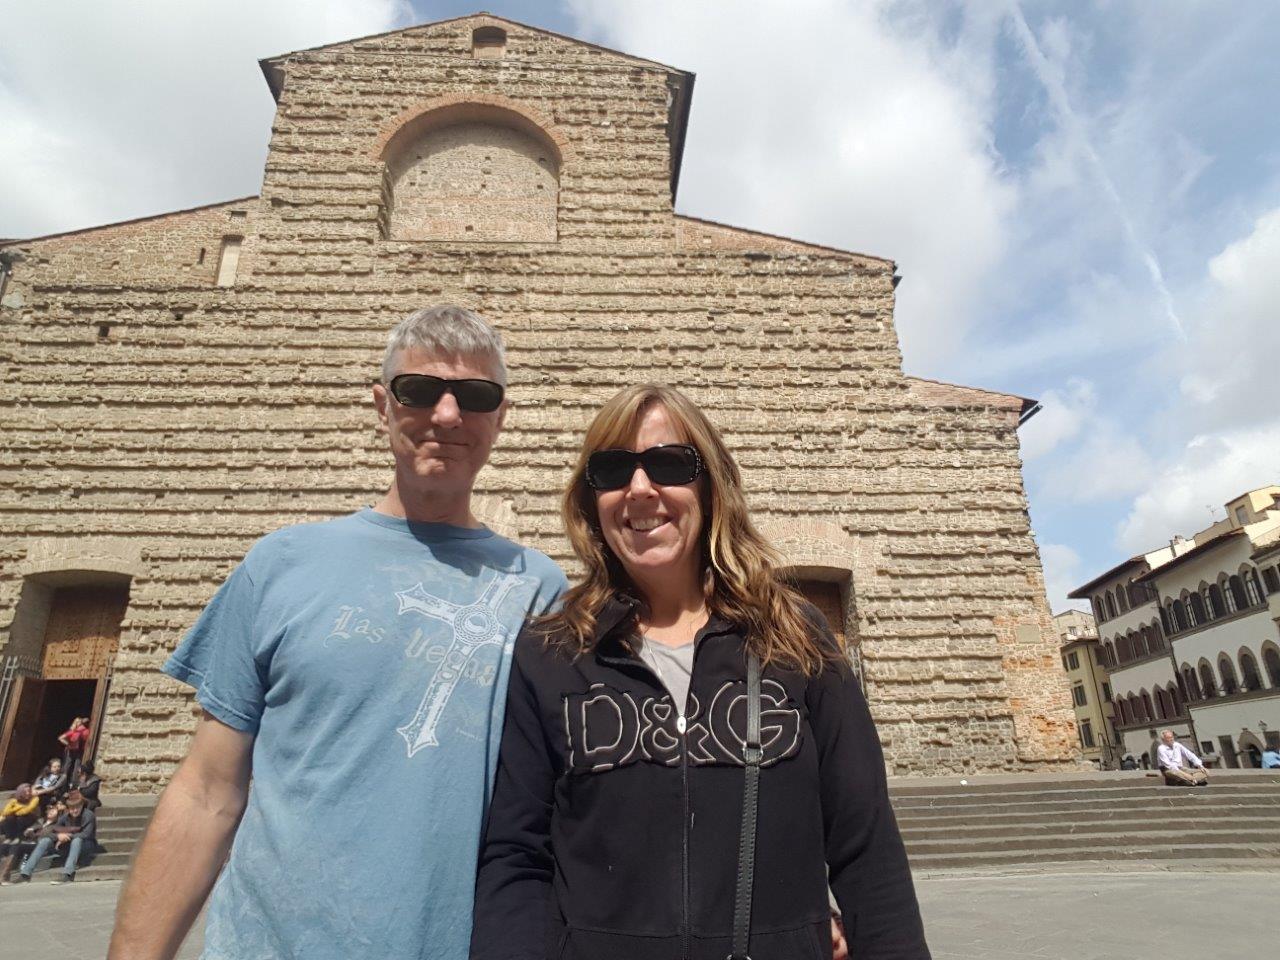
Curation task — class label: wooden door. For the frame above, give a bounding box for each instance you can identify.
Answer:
[0,676,46,788]
[84,675,112,763]
[42,586,129,681]
[798,580,846,646]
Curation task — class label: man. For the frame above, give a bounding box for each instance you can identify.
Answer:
[1156,729,1209,786]
[109,307,566,960]
[1262,744,1280,769]
[11,788,96,884]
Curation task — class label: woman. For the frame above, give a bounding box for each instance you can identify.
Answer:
[70,760,102,811]
[58,716,90,778]
[32,758,66,808]
[0,785,41,884]
[472,385,929,960]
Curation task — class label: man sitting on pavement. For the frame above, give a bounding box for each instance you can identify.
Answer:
[12,788,96,884]
[1156,729,1209,786]
[108,306,566,960]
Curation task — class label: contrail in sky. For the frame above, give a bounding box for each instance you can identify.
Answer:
[1003,0,1187,342]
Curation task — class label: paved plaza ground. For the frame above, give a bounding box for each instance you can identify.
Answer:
[0,868,1272,960]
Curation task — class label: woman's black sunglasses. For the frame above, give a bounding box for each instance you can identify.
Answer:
[585,444,704,491]
[388,374,505,413]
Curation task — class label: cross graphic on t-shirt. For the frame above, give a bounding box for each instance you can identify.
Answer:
[393,571,531,756]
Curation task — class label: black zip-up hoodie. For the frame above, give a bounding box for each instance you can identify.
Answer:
[471,595,930,960]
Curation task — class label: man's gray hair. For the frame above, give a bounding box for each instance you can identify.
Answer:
[382,305,507,384]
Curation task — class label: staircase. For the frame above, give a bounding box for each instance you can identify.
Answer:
[890,771,1280,874]
[60,772,1280,881]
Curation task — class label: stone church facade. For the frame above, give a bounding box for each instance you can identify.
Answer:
[0,14,1077,790]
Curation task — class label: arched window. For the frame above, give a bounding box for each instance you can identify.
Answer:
[1170,601,1186,632]
[1208,583,1226,618]
[1189,591,1207,625]
[1218,655,1239,694]
[1141,690,1155,721]
[1147,621,1165,651]
[1132,630,1146,658]
[1263,644,1280,688]
[1243,568,1263,607]
[380,104,561,242]
[1168,684,1183,716]
[1239,650,1263,691]
[1182,593,1198,628]
[1200,585,1218,620]
[1198,661,1218,697]
[1117,634,1133,663]
[1105,592,1118,619]
[1104,642,1116,667]
[1227,575,1247,611]
[1118,698,1132,724]
[1128,694,1143,722]
[1153,688,1169,719]
[1093,597,1106,623]
[1116,586,1129,613]
[1181,665,1202,701]
[1159,604,1172,634]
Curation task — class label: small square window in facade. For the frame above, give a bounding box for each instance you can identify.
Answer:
[1102,682,1112,702]
[1067,651,1080,670]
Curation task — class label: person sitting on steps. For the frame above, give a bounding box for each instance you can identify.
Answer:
[1156,730,1208,787]
[11,789,97,884]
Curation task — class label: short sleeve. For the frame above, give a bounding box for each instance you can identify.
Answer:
[162,562,268,734]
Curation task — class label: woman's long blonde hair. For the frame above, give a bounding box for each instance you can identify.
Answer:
[543,384,840,675]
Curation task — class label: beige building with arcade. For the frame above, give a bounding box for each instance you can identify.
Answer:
[1071,486,1280,768]
[0,13,1078,790]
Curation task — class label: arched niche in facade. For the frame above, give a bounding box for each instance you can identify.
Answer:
[756,519,860,679]
[375,99,567,243]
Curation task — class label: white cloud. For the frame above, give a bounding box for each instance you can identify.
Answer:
[1174,206,1280,429]
[566,0,1016,371]
[1116,426,1280,553]
[1038,422,1155,504]
[1038,541,1089,614]
[0,0,410,238]
[1020,377,1095,460]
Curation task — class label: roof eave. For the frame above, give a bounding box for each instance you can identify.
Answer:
[1067,557,1146,599]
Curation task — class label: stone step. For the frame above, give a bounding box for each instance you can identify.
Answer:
[891,794,1280,820]
[904,826,1280,856]
[890,783,1280,808]
[906,842,1280,871]
[894,800,1280,828]
[900,816,1280,840]
[888,773,1280,797]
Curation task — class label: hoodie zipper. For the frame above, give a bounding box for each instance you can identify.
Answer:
[679,708,691,960]
[605,615,726,960]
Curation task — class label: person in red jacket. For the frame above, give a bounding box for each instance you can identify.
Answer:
[471,384,928,960]
[58,716,91,779]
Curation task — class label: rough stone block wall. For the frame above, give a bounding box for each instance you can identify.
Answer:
[0,15,1077,789]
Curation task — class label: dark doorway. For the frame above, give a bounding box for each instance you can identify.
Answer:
[0,678,97,788]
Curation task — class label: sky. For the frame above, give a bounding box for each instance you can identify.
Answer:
[2,0,1277,612]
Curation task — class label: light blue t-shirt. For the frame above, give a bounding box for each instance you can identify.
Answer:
[163,508,567,960]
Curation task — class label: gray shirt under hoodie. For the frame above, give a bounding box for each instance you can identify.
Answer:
[637,637,697,713]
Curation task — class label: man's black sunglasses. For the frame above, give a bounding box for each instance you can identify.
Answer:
[388,374,505,413]
[585,444,704,491]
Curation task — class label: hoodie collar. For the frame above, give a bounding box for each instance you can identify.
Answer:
[594,592,738,665]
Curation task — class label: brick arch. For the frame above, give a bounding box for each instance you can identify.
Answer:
[373,95,571,243]
[756,518,854,581]
[370,93,574,165]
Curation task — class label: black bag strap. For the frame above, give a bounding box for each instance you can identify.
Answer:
[729,651,762,960]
